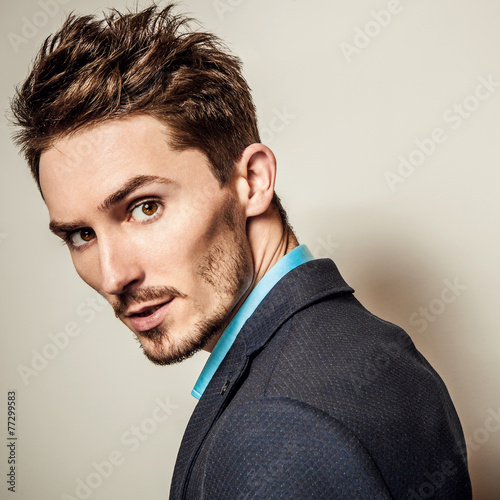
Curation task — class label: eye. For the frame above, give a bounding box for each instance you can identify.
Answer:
[69,227,96,247]
[130,201,161,221]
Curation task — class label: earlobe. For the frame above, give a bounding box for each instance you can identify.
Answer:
[238,143,277,218]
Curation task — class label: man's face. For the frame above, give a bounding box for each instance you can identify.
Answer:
[39,115,254,364]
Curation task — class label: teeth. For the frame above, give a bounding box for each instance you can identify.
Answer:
[134,304,163,317]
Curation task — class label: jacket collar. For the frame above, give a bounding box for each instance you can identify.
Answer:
[170,258,353,498]
[240,258,353,356]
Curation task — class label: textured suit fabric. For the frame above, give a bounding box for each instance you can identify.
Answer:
[170,259,471,499]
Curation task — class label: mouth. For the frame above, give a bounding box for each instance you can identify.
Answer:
[126,299,174,332]
[130,303,166,317]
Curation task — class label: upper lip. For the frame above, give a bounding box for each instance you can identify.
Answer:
[125,298,173,317]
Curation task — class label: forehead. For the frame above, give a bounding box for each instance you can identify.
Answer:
[39,115,216,215]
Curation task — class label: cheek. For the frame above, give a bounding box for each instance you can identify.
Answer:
[153,199,240,286]
[165,198,233,259]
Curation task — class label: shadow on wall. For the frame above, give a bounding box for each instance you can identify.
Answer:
[301,205,495,499]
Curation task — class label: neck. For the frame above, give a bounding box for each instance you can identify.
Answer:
[202,208,298,353]
[250,215,298,286]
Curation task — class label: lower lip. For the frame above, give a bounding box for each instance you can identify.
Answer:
[129,300,173,332]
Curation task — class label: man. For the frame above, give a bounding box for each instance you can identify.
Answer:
[11,4,471,498]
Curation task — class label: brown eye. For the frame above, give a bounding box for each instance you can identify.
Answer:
[70,227,96,247]
[81,228,95,241]
[142,202,158,216]
[131,201,161,221]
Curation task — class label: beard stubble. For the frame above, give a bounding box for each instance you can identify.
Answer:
[117,196,253,366]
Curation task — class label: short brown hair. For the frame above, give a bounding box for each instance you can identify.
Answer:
[11,4,260,189]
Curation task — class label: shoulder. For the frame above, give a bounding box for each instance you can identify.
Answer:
[227,292,471,497]
[201,397,392,499]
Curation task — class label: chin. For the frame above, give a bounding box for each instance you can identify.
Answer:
[135,324,219,366]
[142,344,199,366]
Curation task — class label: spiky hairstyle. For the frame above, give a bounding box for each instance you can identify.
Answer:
[10,4,261,189]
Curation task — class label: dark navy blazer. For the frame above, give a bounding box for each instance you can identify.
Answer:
[170,259,471,499]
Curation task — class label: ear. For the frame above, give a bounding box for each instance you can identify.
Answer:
[235,143,277,218]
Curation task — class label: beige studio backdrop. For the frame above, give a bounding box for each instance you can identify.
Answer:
[1,1,499,498]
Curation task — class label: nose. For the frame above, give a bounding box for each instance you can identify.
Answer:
[98,232,144,296]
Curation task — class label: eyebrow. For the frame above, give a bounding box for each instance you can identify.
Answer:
[99,174,176,211]
[49,219,87,238]
[49,174,176,237]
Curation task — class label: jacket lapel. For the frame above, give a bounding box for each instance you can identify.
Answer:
[170,258,354,498]
[170,338,249,499]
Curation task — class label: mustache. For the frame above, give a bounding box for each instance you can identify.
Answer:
[111,286,186,317]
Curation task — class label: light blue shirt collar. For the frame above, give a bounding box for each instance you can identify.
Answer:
[192,244,314,399]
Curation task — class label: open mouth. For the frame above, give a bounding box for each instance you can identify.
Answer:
[132,303,166,317]
[128,299,174,332]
